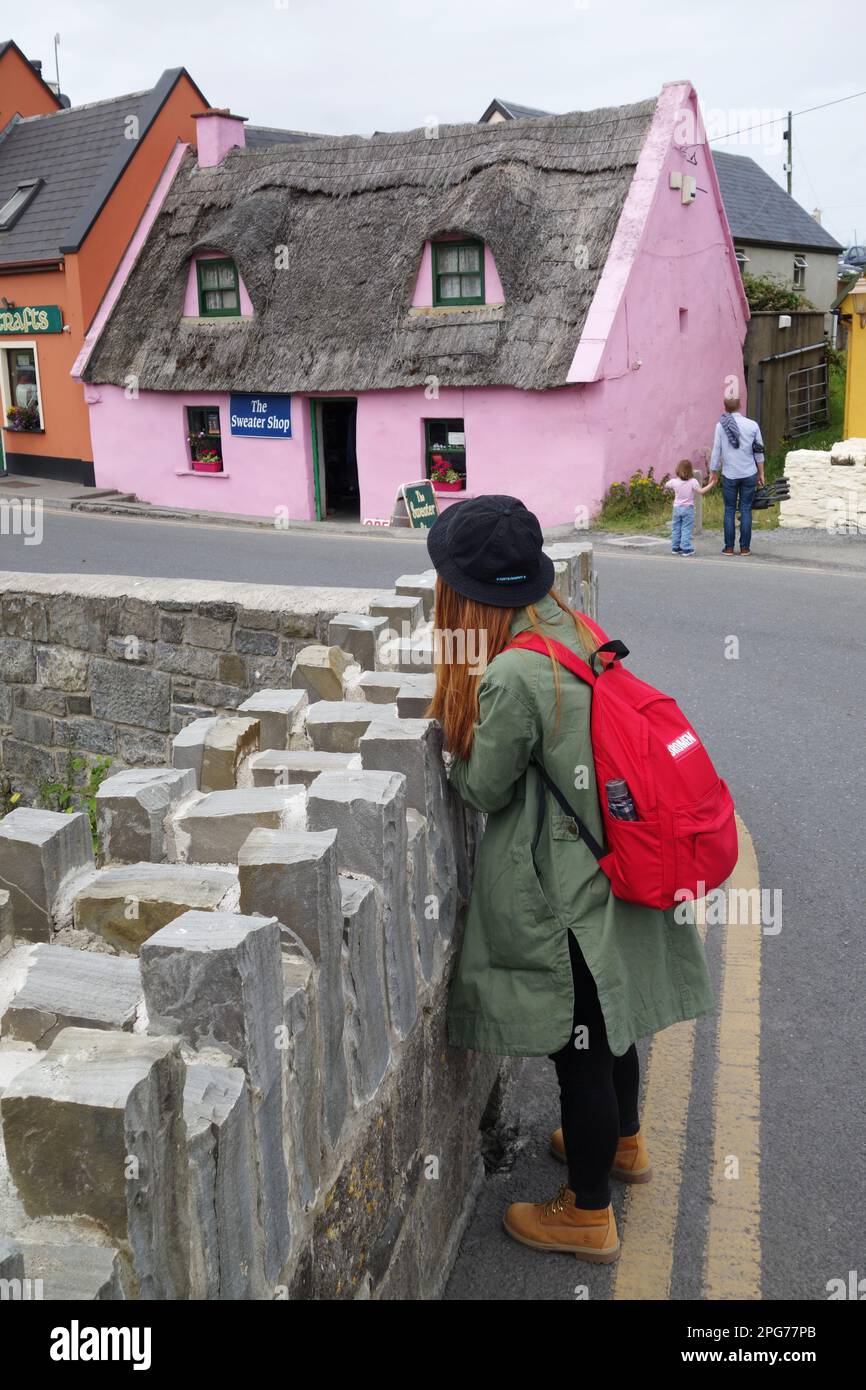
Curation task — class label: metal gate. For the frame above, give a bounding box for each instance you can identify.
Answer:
[785,361,829,438]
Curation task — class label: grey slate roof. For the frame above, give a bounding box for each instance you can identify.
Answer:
[0,68,207,265]
[711,150,841,252]
[245,125,323,148]
[479,97,555,122]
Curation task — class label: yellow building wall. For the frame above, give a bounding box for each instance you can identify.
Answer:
[842,290,866,438]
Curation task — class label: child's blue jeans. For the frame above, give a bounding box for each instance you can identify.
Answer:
[671,505,695,554]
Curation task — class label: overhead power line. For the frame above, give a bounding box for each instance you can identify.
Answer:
[708,88,866,142]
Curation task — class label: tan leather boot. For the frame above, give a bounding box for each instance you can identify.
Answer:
[503,1184,620,1262]
[550,1127,653,1183]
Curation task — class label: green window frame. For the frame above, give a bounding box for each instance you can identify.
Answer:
[425,419,466,489]
[196,258,241,317]
[186,405,223,470]
[432,239,485,307]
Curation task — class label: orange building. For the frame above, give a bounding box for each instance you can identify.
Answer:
[0,41,208,482]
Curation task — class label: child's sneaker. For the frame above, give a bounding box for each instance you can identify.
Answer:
[681,549,695,556]
[671,548,681,554]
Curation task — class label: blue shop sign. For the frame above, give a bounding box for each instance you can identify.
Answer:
[229,393,292,438]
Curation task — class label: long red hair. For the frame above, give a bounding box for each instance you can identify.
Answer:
[427,577,597,760]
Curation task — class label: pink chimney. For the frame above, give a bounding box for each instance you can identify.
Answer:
[193,109,247,168]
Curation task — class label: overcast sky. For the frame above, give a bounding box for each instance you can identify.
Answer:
[8,0,864,244]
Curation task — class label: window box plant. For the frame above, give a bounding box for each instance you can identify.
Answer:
[5,402,40,431]
[429,452,464,492]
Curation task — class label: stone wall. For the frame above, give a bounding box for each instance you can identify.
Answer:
[0,573,381,806]
[779,438,866,532]
[0,542,596,1301]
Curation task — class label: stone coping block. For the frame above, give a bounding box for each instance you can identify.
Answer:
[327,613,389,671]
[368,592,424,634]
[0,888,13,959]
[140,910,289,1283]
[236,689,308,751]
[1,944,142,1046]
[12,1234,130,1300]
[291,645,355,702]
[396,674,436,719]
[339,873,390,1104]
[172,786,306,865]
[201,716,260,793]
[73,863,237,953]
[352,670,405,704]
[96,767,196,865]
[249,749,359,788]
[184,1062,262,1300]
[305,700,398,753]
[1,1027,190,1300]
[394,572,436,619]
[0,808,94,944]
[171,716,220,788]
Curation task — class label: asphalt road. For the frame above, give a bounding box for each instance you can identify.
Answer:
[1,508,864,1302]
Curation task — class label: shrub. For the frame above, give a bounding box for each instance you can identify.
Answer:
[600,467,671,520]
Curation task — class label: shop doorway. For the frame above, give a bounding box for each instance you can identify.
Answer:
[310,398,359,520]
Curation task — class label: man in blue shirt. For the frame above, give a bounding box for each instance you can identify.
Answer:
[705,396,766,555]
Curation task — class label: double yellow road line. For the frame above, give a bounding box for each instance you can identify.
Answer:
[613,815,762,1300]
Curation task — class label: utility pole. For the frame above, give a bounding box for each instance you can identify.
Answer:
[784,110,792,195]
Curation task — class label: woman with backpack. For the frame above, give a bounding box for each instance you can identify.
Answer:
[426,495,721,1264]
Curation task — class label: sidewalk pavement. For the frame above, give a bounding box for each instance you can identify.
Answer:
[2,473,864,570]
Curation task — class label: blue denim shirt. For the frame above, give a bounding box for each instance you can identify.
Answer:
[709,414,764,480]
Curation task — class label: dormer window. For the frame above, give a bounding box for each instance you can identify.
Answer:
[432,239,485,307]
[197,257,241,317]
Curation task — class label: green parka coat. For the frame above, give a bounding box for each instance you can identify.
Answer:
[446,594,715,1058]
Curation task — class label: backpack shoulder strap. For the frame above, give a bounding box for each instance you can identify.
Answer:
[504,632,597,685]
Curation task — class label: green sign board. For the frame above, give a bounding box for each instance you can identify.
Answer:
[400,481,440,529]
[0,305,63,336]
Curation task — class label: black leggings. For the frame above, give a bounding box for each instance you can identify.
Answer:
[548,930,641,1209]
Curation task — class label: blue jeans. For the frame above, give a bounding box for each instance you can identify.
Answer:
[671,505,695,554]
[721,472,757,550]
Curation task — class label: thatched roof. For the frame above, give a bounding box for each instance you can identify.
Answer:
[84,99,658,393]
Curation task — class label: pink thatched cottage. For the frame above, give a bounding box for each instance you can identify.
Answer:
[75,83,749,526]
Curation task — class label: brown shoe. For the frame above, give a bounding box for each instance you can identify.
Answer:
[503,1184,620,1262]
[550,1127,653,1184]
[722,548,735,555]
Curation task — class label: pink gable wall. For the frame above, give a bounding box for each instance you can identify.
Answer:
[411,238,505,307]
[183,252,255,317]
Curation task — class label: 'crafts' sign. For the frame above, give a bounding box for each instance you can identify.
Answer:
[229,393,292,438]
[0,305,62,335]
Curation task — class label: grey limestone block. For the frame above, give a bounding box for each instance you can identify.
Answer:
[328,613,388,671]
[11,1234,131,1300]
[170,786,306,865]
[238,828,348,1146]
[1,1027,190,1300]
[184,1061,264,1300]
[200,716,261,792]
[368,593,423,634]
[394,571,436,619]
[171,715,220,788]
[73,862,236,953]
[349,670,404,704]
[140,910,290,1285]
[339,873,391,1104]
[396,673,436,718]
[282,936,322,1212]
[0,808,94,943]
[236,688,308,751]
[307,769,417,1040]
[290,645,355,701]
[1,944,142,1046]
[96,766,197,865]
[248,748,358,789]
[0,888,13,959]
[360,716,457,946]
[305,700,397,754]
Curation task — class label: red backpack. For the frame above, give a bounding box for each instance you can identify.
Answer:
[504,613,738,910]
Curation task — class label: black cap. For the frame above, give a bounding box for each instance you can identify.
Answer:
[426,495,555,608]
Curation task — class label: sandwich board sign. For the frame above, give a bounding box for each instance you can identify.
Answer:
[393,481,440,529]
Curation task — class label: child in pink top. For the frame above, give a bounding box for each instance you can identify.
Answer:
[665,460,712,555]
